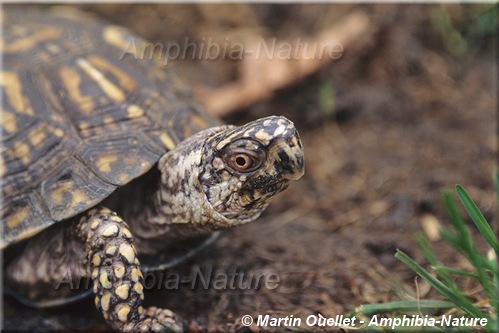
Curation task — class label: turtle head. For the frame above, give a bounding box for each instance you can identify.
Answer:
[199,116,304,223]
[155,116,304,237]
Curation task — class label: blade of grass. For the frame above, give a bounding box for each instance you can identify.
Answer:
[455,184,499,254]
[440,228,496,272]
[435,267,479,279]
[354,300,456,315]
[441,190,472,251]
[416,233,460,290]
[395,250,490,320]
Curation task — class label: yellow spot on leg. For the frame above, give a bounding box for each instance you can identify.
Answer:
[99,271,112,289]
[101,292,111,311]
[117,304,131,322]
[131,268,140,282]
[105,245,117,256]
[114,263,125,279]
[119,243,135,264]
[90,219,100,230]
[115,284,130,300]
[91,268,99,279]
[102,224,119,237]
[92,254,101,266]
[133,282,143,295]
[121,228,132,239]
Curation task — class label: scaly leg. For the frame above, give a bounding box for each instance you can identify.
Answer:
[77,207,185,333]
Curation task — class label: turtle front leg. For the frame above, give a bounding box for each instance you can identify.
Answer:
[77,207,185,333]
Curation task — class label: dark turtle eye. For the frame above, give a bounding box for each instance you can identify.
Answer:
[232,153,254,170]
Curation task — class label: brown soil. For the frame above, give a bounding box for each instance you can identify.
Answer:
[2,4,496,332]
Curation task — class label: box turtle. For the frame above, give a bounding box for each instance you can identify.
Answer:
[1,7,304,333]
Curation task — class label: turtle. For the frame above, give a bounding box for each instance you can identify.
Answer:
[1,6,305,333]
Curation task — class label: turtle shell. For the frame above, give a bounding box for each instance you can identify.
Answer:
[1,7,219,248]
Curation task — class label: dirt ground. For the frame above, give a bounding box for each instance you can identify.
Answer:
[2,3,496,332]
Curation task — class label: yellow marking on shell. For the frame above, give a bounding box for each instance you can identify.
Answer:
[160,133,176,150]
[50,182,89,210]
[1,110,18,133]
[118,172,131,184]
[103,26,132,50]
[93,283,99,293]
[94,296,100,307]
[91,268,99,279]
[59,66,94,113]
[28,126,47,146]
[114,263,126,279]
[100,292,111,311]
[99,271,112,289]
[103,116,115,125]
[115,284,130,300]
[79,121,90,130]
[121,228,132,239]
[138,306,144,315]
[119,243,135,264]
[92,254,101,266]
[12,141,31,165]
[127,104,145,119]
[45,43,61,54]
[130,268,140,282]
[6,206,30,229]
[76,58,125,102]
[5,27,61,53]
[1,72,33,114]
[105,245,117,256]
[88,55,137,92]
[133,282,143,295]
[117,304,131,322]
[0,157,6,179]
[102,224,119,237]
[53,128,64,137]
[96,154,118,174]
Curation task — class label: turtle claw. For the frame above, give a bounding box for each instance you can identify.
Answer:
[131,307,185,333]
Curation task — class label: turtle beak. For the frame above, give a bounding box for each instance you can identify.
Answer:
[274,128,305,181]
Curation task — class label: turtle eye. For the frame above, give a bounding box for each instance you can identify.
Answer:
[222,139,265,173]
[232,153,254,170]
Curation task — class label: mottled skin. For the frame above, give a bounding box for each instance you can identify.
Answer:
[2,7,304,333]
[5,117,304,332]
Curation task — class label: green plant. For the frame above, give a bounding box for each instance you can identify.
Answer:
[352,185,498,332]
